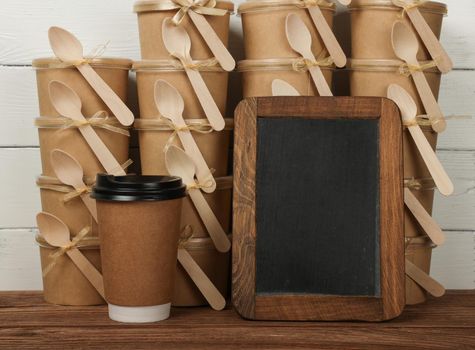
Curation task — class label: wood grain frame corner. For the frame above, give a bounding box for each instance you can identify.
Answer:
[232,97,405,321]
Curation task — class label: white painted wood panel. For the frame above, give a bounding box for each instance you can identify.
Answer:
[1,66,473,149]
[431,231,475,290]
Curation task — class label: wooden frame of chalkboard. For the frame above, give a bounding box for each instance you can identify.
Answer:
[232,96,404,322]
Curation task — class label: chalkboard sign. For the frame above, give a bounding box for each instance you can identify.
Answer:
[232,97,405,321]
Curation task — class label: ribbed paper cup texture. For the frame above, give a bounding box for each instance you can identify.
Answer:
[33,58,132,179]
[349,58,441,304]
[39,243,104,306]
[239,60,334,97]
[239,1,335,59]
[97,199,183,307]
[173,236,230,306]
[349,0,447,60]
[134,61,229,118]
[134,0,233,60]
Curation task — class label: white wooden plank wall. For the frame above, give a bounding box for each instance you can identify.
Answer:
[0,0,473,291]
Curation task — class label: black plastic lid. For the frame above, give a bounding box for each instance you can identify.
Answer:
[91,174,186,202]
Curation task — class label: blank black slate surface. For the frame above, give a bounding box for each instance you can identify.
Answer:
[255,117,380,297]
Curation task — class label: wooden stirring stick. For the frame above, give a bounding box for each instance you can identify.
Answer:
[387,84,453,196]
[406,259,445,297]
[177,249,226,310]
[392,0,453,73]
[49,81,126,176]
[166,146,231,253]
[306,6,346,68]
[187,11,235,71]
[48,27,134,127]
[162,18,225,131]
[404,188,445,246]
[286,14,333,96]
[51,149,98,222]
[37,212,105,298]
[272,79,300,96]
[155,80,216,193]
[392,21,446,133]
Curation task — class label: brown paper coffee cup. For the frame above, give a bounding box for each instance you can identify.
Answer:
[405,238,434,304]
[173,236,230,306]
[238,58,334,97]
[349,0,447,60]
[134,60,229,119]
[37,235,104,306]
[134,0,234,60]
[239,0,335,59]
[93,174,186,323]
[33,58,132,179]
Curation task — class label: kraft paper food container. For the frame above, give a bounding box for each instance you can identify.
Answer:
[349,0,447,60]
[36,234,105,306]
[134,0,234,60]
[37,176,98,237]
[173,235,231,307]
[135,118,233,177]
[348,59,442,113]
[405,237,435,305]
[238,58,334,97]
[180,176,233,238]
[238,0,335,59]
[32,58,132,118]
[134,60,228,119]
[93,174,186,323]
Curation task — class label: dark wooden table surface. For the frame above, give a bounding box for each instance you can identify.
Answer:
[0,291,474,349]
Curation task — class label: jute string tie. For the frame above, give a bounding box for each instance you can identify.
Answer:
[399,61,438,77]
[42,226,91,277]
[292,57,334,72]
[404,177,435,191]
[394,0,428,18]
[171,0,227,25]
[158,116,214,153]
[58,41,110,67]
[178,225,194,248]
[297,0,331,8]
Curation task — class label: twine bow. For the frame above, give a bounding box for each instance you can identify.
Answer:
[42,226,91,277]
[393,0,428,18]
[187,178,215,191]
[404,177,435,191]
[158,117,214,152]
[398,61,438,77]
[61,42,110,67]
[297,0,331,8]
[178,225,194,248]
[292,57,334,72]
[171,0,227,25]
[57,111,130,136]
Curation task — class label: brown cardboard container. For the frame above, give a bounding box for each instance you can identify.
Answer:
[97,198,183,307]
[37,235,104,306]
[180,176,233,238]
[238,0,335,59]
[134,60,229,119]
[134,0,234,60]
[136,118,233,177]
[173,235,231,307]
[33,58,132,179]
[349,0,447,60]
[238,58,334,97]
[37,176,97,237]
[405,237,435,305]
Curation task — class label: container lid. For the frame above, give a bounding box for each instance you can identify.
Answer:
[238,0,335,14]
[32,57,133,70]
[134,0,234,13]
[92,174,186,201]
[132,59,225,72]
[349,0,447,15]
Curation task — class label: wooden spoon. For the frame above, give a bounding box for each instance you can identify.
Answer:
[165,145,231,253]
[387,84,453,196]
[36,212,105,298]
[155,80,216,193]
[404,188,445,246]
[405,259,445,297]
[187,11,235,71]
[272,79,300,96]
[285,14,333,96]
[304,7,346,68]
[391,0,452,73]
[177,248,226,310]
[48,81,126,176]
[48,27,134,127]
[162,19,225,131]
[50,149,98,222]
[391,21,446,133]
